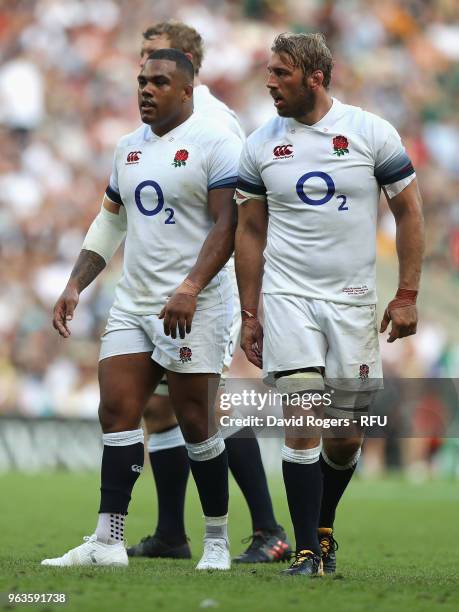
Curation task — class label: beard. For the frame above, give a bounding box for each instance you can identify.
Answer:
[278,84,316,119]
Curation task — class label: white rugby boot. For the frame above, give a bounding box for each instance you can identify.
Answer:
[196,538,231,570]
[41,534,128,567]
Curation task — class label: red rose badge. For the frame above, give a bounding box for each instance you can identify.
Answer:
[359,364,369,381]
[332,135,349,157]
[172,149,189,167]
[179,346,192,363]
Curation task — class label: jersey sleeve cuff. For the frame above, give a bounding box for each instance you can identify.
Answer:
[208,176,238,190]
[375,151,415,185]
[236,177,266,196]
[378,162,415,185]
[105,185,124,206]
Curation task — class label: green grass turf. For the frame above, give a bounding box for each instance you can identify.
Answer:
[1,471,458,612]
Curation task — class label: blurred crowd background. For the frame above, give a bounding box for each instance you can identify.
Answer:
[0,0,458,474]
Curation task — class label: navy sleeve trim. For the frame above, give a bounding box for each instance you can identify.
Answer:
[236,177,267,196]
[208,176,238,190]
[105,185,124,206]
[377,162,415,186]
[375,149,415,186]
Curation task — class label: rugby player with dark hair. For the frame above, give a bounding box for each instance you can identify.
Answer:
[43,48,241,570]
[127,20,290,565]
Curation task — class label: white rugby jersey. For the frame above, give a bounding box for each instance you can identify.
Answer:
[106,113,241,314]
[193,84,245,278]
[237,98,415,305]
[194,84,245,142]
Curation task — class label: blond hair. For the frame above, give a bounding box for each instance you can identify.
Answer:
[143,20,204,74]
[271,32,333,88]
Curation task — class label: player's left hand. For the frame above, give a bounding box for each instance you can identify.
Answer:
[240,317,264,368]
[159,294,197,339]
[379,304,418,343]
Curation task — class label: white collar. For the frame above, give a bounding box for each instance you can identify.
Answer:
[146,112,197,141]
[287,97,343,131]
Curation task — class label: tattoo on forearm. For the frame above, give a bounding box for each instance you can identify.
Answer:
[70,249,106,292]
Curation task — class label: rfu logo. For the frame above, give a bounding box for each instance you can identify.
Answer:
[179,346,192,363]
[273,144,293,159]
[126,151,142,164]
[131,464,143,473]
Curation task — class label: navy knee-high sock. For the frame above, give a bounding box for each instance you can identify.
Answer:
[225,428,278,531]
[282,445,323,555]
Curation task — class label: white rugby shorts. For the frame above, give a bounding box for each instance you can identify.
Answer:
[149,269,241,394]
[222,268,241,373]
[263,294,383,413]
[99,300,232,374]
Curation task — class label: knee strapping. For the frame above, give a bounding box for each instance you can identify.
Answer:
[275,371,324,395]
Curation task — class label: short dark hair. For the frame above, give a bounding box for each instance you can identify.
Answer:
[143,20,203,75]
[272,32,333,89]
[146,48,195,82]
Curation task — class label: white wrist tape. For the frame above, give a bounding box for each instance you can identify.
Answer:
[384,173,416,199]
[82,204,127,263]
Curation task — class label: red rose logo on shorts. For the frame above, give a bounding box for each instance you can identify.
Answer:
[179,346,192,363]
[359,364,369,381]
[172,149,189,167]
[332,135,349,157]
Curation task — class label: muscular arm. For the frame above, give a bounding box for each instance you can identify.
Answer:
[235,198,268,312]
[187,187,237,289]
[52,197,124,337]
[234,198,268,367]
[384,179,424,290]
[68,249,106,293]
[159,187,237,339]
[380,179,425,342]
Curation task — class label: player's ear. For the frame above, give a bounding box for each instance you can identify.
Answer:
[307,69,324,90]
[184,52,194,65]
[182,83,193,102]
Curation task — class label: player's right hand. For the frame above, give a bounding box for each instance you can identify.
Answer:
[240,317,263,368]
[159,293,197,340]
[52,285,79,338]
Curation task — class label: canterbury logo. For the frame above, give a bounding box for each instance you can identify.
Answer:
[126,151,141,164]
[131,464,143,473]
[273,144,293,158]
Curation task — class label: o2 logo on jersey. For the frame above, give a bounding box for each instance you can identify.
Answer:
[296,171,348,211]
[134,180,175,223]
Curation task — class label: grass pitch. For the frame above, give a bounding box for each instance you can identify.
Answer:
[1,470,458,612]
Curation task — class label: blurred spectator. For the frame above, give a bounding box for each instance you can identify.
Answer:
[0,0,458,460]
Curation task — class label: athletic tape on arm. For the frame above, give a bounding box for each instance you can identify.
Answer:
[384,172,416,199]
[82,204,127,263]
[234,188,266,206]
